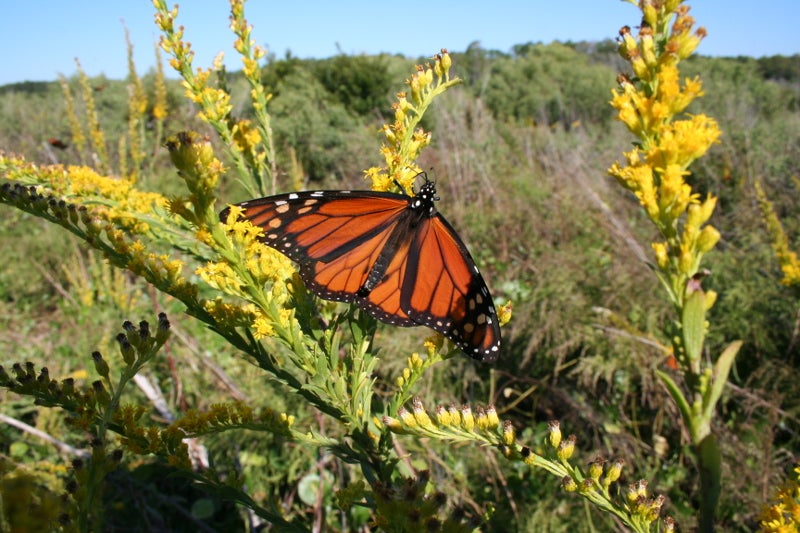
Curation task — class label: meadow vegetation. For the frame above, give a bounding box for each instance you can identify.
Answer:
[0,0,798,531]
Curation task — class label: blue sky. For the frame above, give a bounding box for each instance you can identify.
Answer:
[2,1,798,86]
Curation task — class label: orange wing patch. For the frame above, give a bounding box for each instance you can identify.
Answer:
[403,216,501,360]
[360,239,413,325]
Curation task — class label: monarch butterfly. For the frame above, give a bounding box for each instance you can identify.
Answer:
[220,176,502,362]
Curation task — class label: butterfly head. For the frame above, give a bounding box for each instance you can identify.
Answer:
[411,179,440,215]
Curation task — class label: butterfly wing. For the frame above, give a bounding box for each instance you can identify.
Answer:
[222,190,418,327]
[400,214,502,362]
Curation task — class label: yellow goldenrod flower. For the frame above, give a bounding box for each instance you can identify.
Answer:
[562,476,579,492]
[435,405,452,427]
[485,405,500,430]
[501,420,516,446]
[447,404,461,426]
[604,459,624,487]
[473,406,488,431]
[398,406,416,428]
[365,51,461,193]
[497,301,514,327]
[588,457,605,481]
[557,434,576,461]
[759,465,800,532]
[412,398,434,429]
[460,405,475,431]
[548,420,562,449]
[75,61,110,173]
[608,3,721,320]
[755,181,800,286]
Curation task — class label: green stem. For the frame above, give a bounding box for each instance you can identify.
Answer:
[696,433,722,533]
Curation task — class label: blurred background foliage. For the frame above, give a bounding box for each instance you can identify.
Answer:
[0,40,798,531]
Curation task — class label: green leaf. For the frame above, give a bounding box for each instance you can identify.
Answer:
[9,441,29,459]
[297,471,333,506]
[190,498,216,520]
[656,370,693,434]
[704,340,742,420]
[682,284,706,364]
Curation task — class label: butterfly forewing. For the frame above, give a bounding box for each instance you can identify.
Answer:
[233,191,405,264]
[291,199,406,261]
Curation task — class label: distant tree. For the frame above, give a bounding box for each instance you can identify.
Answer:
[453,41,508,94]
[270,67,375,182]
[313,54,393,116]
[260,51,305,96]
[757,54,800,82]
[483,42,616,126]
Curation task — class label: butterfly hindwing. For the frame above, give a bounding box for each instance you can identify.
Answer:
[400,214,501,362]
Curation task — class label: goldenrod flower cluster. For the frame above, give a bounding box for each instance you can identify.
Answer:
[156,0,275,197]
[155,0,232,126]
[0,156,166,234]
[75,60,110,172]
[759,465,800,532]
[608,4,721,303]
[608,5,734,529]
[383,397,503,446]
[755,182,800,286]
[164,131,224,222]
[171,401,295,438]
[229,0,267,92]
[203,206,296,335]
[365,50,461,193]
[385,404,668,529]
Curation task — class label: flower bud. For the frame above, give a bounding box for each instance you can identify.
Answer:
[435,405,451,426]
[588,457,605,481]
[604,459,624,486]
[117,333,135,366]
[557,434,577,461]
[61,378,75,396]
[696,225,721,253]
[398,406,416,428]
[485,405,500,430]
[92,380,110,405]
[382,416,403,432]
[640,27,657,66]
[475,406,489,431]
[439,49,452,75]
[412,398,433,429]
[447,404,461,426]
[92,351,110,380]
[520,446,535,465]
[652,242,670,271]
[548,420,562,449]
[460,405,474,431]
[502,420,516,446]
